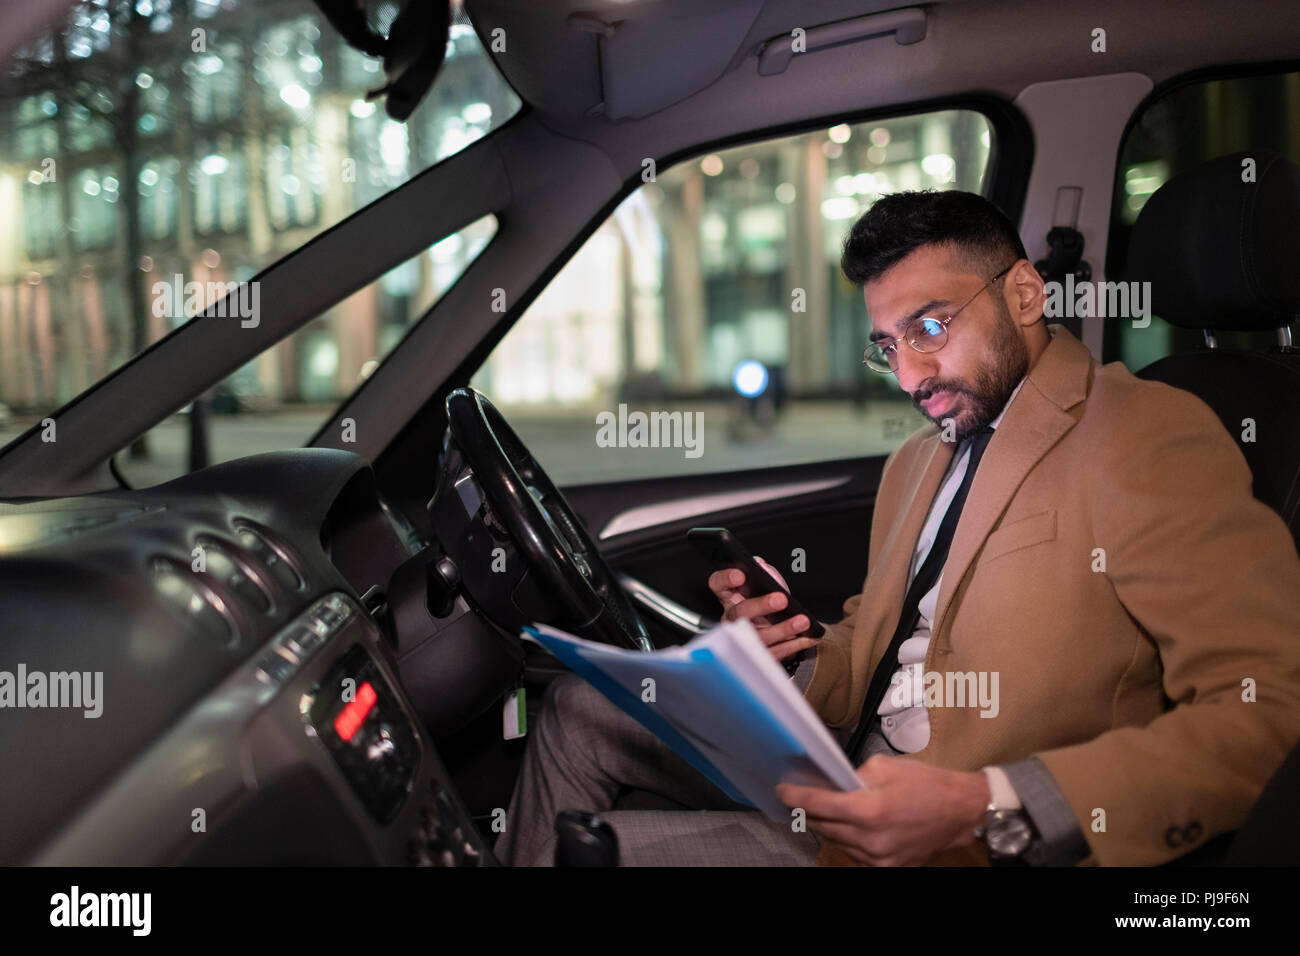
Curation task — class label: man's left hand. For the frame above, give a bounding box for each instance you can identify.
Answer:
[776,755,990,866]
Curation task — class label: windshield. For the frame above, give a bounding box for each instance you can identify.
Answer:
[0,0,519,460]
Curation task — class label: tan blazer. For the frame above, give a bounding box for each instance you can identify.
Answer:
[806,323,1300,866]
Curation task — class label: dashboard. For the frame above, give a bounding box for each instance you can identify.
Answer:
[0,449,498,866]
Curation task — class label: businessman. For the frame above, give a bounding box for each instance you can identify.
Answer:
[494,190,1300,866]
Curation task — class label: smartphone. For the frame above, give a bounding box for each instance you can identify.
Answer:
[687,527,825,638]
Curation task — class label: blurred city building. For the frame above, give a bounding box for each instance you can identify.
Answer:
[2,1,1293,486]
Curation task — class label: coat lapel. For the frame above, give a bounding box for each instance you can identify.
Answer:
[929,324,1093,646]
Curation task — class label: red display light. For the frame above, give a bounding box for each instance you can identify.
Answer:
[333,682,378,741]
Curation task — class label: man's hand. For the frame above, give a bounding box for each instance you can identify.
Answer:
[776,756,991,866]
[707,557,819,664]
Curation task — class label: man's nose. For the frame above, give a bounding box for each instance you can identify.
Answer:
[893,345,939,396]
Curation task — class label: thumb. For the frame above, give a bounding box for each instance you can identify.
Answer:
[856,754,897,786]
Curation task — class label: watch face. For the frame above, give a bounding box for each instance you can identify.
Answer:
[986,813,1033,857]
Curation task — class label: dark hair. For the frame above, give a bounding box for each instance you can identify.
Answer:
[840,190,1027,287]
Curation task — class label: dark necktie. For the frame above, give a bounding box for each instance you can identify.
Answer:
[844,426,995,764]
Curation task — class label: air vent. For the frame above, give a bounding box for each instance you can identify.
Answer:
[152,559,238,648]
[233,520,306,592]
[195,536,273,614]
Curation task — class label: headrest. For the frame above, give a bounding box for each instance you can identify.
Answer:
[1127,149,1300,332]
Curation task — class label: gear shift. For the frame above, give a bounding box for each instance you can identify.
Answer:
[554,809,619,866]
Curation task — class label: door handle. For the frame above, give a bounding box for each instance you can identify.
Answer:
[757,7,927,77]
[617,574,716,636]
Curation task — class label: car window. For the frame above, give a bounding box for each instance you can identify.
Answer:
[1104,69,1300,371]
[0,0,519,455]
[470,110,995,483]
[114,213,497,489]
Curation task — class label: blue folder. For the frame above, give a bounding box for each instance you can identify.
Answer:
[523,621,861,821]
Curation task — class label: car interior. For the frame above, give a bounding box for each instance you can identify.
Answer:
[1,0,1298,867]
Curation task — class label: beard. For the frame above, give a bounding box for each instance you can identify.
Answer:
[912,296,1030,442]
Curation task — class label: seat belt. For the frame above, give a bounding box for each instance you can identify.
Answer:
[1033,186,1092,341]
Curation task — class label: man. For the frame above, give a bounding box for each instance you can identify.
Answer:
[495,190,1300,867]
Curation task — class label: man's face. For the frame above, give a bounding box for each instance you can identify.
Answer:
[864,245,1030,442]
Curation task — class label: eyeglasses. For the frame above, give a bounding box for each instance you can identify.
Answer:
[862,264,1015,374]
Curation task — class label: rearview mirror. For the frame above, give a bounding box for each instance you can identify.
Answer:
[313,0,452,121]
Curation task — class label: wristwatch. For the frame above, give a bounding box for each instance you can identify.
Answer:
[975,808,1035,863]
[973,767,1035,863]
[782,649,804,677]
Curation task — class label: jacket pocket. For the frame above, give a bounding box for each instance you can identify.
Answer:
[977,509,1057,566]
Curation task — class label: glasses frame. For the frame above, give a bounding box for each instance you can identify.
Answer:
[863,263,1016,374]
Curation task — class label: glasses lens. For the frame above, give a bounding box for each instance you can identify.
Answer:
[908,316,948,352]
[862,343,894,372]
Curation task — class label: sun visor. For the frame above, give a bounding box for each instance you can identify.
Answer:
[581,0,765,121]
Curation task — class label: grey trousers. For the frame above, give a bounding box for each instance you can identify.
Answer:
[492,672,823,866]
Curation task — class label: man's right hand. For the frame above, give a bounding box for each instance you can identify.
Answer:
[707,556,821,664]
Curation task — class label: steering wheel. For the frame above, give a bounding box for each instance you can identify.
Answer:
[442,387,653,652]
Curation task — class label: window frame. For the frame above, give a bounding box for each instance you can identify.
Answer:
[442,95,1033,477]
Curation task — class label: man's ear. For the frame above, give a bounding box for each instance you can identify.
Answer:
[1005,258,1046,327]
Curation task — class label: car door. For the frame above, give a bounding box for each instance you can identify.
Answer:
[560,455,882,645]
